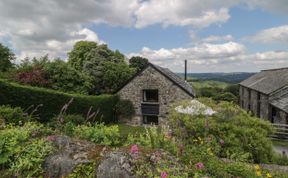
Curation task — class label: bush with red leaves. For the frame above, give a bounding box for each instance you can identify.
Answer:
[15,67,50,87]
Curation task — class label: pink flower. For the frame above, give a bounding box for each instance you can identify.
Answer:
[161,171,168,178]
[196,162,204,170]
[219,139,225,145]
[130,144,138,154]
[46,135,57,142]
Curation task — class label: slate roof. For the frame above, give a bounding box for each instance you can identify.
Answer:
[151,63,195,97]
[270,86,288,113]
[239,67,288,94]
[116,63,195,97]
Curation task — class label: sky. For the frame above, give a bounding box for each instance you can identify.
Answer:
[0,0,288,73]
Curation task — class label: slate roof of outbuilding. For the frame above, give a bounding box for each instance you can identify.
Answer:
[270,86,288,113]
[239,67,288,94]
[116,63,195,97]
[151,63,195,97]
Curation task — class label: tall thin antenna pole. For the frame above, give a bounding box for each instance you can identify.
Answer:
[184,60,187,81]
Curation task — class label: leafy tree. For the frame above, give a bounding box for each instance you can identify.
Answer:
[67,41,132,94]
[212,92,238,103]
[43,59,94,94]
[101,61,136,93]
[224,84,239,97]
[0,43,15,72]
[129,56,149,72]
[68,41,98,70]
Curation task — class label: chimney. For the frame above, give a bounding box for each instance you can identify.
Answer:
[184,60,187,81]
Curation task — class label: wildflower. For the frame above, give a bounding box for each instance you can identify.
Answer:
[256,170,262,177]
[46,135,56,142]
[255,164,260,170]
[196,162,204,170]
[266,173,272,178]
[219,139,224,145]
[161,171,168,178]
[130,144,138,154]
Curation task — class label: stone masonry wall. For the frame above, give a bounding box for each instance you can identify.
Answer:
[117,66,193,125]
[240,85,270,120]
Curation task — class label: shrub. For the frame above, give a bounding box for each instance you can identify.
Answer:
[115,99,135,119]
[0,122,45,166]
[0,80,118,123]
[0,105,29,125]
[212,92,238,103]
[169,99,274,163]
[9,139,53,177]
[74,123,121,146]
[15,66,50,87]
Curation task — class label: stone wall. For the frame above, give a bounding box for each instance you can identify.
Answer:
[239,85,269,120]
[117,66,193,125]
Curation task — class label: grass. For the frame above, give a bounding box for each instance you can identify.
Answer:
[116,124,145,138]
[191,80,229,89]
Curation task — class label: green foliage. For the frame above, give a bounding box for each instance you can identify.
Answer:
[68,41,99,70]
[224,84,239,97]
[212,92,238,103]
[129,56,149,72]
[0,105,29,125]
[115,99,135,119]
[0,80,118,123]
[0,43,15,72]
[67,41,133,94]
[169,99,274,163]
[43,59,93,94]
[9,139,53,177]
[0,122,45,166]
[102,61,136,93]
[68,162,96,178]
[74,123,121,146]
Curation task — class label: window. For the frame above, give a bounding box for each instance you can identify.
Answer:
[143,89,158,102]
[143,115,158,125]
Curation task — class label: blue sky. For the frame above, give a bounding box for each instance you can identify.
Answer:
[0,0,288,72]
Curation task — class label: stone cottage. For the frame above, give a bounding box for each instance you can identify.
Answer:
[116,63,195,125]
[239,67,288,124]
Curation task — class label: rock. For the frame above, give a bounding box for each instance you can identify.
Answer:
[96,151,135,178]
[43,136,95,178]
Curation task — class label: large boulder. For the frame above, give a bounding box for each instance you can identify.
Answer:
[96,151,135,178]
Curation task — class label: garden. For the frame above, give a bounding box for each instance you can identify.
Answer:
[0,96,288,177]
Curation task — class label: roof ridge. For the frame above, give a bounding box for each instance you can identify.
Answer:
[261,67,288,72]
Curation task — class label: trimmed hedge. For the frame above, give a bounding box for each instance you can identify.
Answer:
[0,80,118,123]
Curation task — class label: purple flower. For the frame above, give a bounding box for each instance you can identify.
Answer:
[196,162,204,170]
[161,171,168,178]
[219,139,225,145]
[46,135,57,142]
[130,144,138,154]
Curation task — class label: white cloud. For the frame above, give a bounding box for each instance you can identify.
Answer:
[202,35,233,43]
[248,25,288,43]
[135,0,232,28]
[129,42,288,72]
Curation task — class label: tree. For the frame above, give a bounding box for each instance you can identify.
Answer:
[67,41,131,94]
[101,61,136,93]
[44,59,94,94]
[0,43,15,72]
[129,56,149,72]
[67,41,98,70]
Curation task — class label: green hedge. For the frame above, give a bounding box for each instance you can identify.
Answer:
[0,80,119,123]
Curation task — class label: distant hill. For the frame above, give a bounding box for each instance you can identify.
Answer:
[178,72,256,84]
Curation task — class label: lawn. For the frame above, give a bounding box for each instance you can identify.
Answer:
[116,123,146,138]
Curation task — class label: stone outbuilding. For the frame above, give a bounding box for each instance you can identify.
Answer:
[116,63,195,125]
[239,67,288,124]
